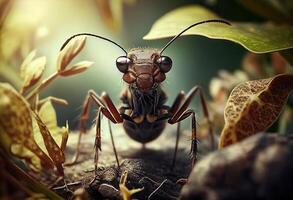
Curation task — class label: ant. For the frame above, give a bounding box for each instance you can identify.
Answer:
[61,19,231,176]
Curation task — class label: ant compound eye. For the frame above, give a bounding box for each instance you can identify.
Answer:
[116,56,131,73]
[156,56,172,73]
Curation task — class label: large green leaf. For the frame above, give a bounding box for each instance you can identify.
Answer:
[143,5,293,53]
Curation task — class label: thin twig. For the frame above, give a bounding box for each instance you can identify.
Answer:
[140,176,160,185]
[49,176,63,189]
[148,179,168,200]
[53,181,82,190]
[63,178,73,193]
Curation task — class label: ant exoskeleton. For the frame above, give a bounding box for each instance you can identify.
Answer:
[61,19,231,176]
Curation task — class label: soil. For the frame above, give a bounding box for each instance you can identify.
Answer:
[53,124,214,199]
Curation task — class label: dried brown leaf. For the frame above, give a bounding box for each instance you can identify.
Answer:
[32,99,69,175]
[32,111,65,175]
[34,99,68,150]
[33,99,69,174]
[219,74,293,148]
[20,51,46,93]
[57,36,86,72]
[0,83,54,169]
[59,61,93,77]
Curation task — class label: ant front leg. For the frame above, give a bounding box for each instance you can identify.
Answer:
[168,86,214,170]
[66,90,122,175]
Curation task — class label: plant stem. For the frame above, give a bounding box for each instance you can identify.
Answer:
[2,171,34,196]
[25,72,59,100]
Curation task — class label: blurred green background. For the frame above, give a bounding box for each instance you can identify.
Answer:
[0,0,263,128]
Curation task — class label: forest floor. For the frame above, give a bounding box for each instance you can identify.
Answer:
[52,124,213,199]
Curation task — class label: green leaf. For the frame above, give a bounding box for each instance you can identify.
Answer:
[143,5,293,53]
[0,83,54,170]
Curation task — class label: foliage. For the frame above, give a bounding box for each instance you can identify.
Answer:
[0,36,92,198]
[219,74,293,147]
[144,5,293,54]
[1,0,293,199]
[0,83,54,171]
[196,52,293,140]
[0,0,45,88]
[145,2,293,147]
[20,50,46,94]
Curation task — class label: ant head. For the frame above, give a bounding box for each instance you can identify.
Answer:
[60,19,230,92]
[116,48,172,92]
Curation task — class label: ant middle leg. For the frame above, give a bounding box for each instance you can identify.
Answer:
[66,90,122,169]
[168,91,185,170]
[168,86,214,170]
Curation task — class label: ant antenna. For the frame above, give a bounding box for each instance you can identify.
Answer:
[60,33,128,55]
[160,19,231,55]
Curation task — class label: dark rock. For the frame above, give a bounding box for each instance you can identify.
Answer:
[98,184,120,200]
[180,133,293,200]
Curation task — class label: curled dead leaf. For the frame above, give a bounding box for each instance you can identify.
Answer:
[219,74,293,148]
[20,50,46,93]
[57,36,86,72]
[59,61,93,77]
